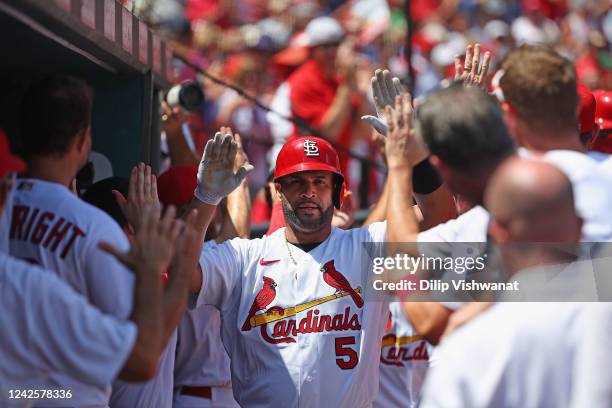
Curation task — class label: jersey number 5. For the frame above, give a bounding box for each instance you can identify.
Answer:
[335,336,358,369]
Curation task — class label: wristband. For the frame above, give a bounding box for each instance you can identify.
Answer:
[412,158,442,194]
[194,187,223,205]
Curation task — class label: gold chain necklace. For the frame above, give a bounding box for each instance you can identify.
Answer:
[285,239,298,266]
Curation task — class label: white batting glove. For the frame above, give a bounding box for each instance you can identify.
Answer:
[194,131,254,205]
[361,69,406,136]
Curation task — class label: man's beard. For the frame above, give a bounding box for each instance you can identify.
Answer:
[281,196,334,233]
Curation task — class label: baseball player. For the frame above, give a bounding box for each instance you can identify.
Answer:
[186,129,398,407]
[373,301,431,408]
[0,131,199,405]
[8,76,135,406]
[154,162,249,407]
[79,165,179,408]
[420,158,612,407]
[173,242,240,408]
[369,46,612,342]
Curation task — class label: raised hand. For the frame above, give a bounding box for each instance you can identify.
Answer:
[220,126,250,173]
[332,190,355,229]
[454,43,492,88]
[384,94,429,169]
[113,162,161,232]
[100,205,183,276]
[361,69,406,136]
[194,128,254,205]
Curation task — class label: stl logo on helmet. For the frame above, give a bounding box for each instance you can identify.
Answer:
[303,140,320,157]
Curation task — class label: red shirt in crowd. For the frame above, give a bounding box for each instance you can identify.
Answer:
[411,0,442,23]
[287,59,359,178]
[521,0,567,20]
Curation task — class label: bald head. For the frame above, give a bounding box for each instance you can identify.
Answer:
[485,157,582,243]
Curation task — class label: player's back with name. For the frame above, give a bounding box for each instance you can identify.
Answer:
[7,178,134,406]
[8,178,134,314]
[10,180,87,261]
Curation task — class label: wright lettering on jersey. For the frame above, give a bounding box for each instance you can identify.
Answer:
[8,178,134,406]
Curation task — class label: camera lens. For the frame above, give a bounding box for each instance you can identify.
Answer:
[166,80,204,112]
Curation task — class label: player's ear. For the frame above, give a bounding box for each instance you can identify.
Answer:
[73,127,90,155]
[429,155,450,182]
[429,155,442,172]
[501,102,520,138]
[274,181,283,195]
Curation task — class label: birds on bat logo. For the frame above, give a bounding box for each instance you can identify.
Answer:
[321,260,364,308]
[242,276,277,331]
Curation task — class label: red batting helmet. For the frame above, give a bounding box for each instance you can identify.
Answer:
[0,129,25,179]
[594,90,612,131]
[577,84,595,134]
[157,165,198,207]
[274,137,345,208]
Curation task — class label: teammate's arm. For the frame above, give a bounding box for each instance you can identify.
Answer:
[187,127,253,293]
[377,92,459,344]
[363,72,456,229]
[402,303,453,345]
[383,95,452,346]
[364,175,456,229]
[162,209,202,345]
[113,163,161,233]
[216,178,251,242]
[101,205,185,381]
[384,95,427,253]
[414,185,457,230]
[117,259,163,381]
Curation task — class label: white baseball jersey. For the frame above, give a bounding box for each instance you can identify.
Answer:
[374,301,431,408]
[420,301,612,408]
[519,148,612,241]
[0,252,136,407]
[196,223,388,407]
[173,305,237,408]
[588,150,612,172]
[416,206,489,308]
[418,205,489,244]
[109,331,177,408]
[420,148,612,245]
[0,177,13,253]
[173,240,238,408]
[8,178,134,406]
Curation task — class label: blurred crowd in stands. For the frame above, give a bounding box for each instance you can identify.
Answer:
[121,0,612,222]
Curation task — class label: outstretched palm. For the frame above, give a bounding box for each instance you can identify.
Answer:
[195,128,254,204]
[454,43,492,88]
[361,69,406,136]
